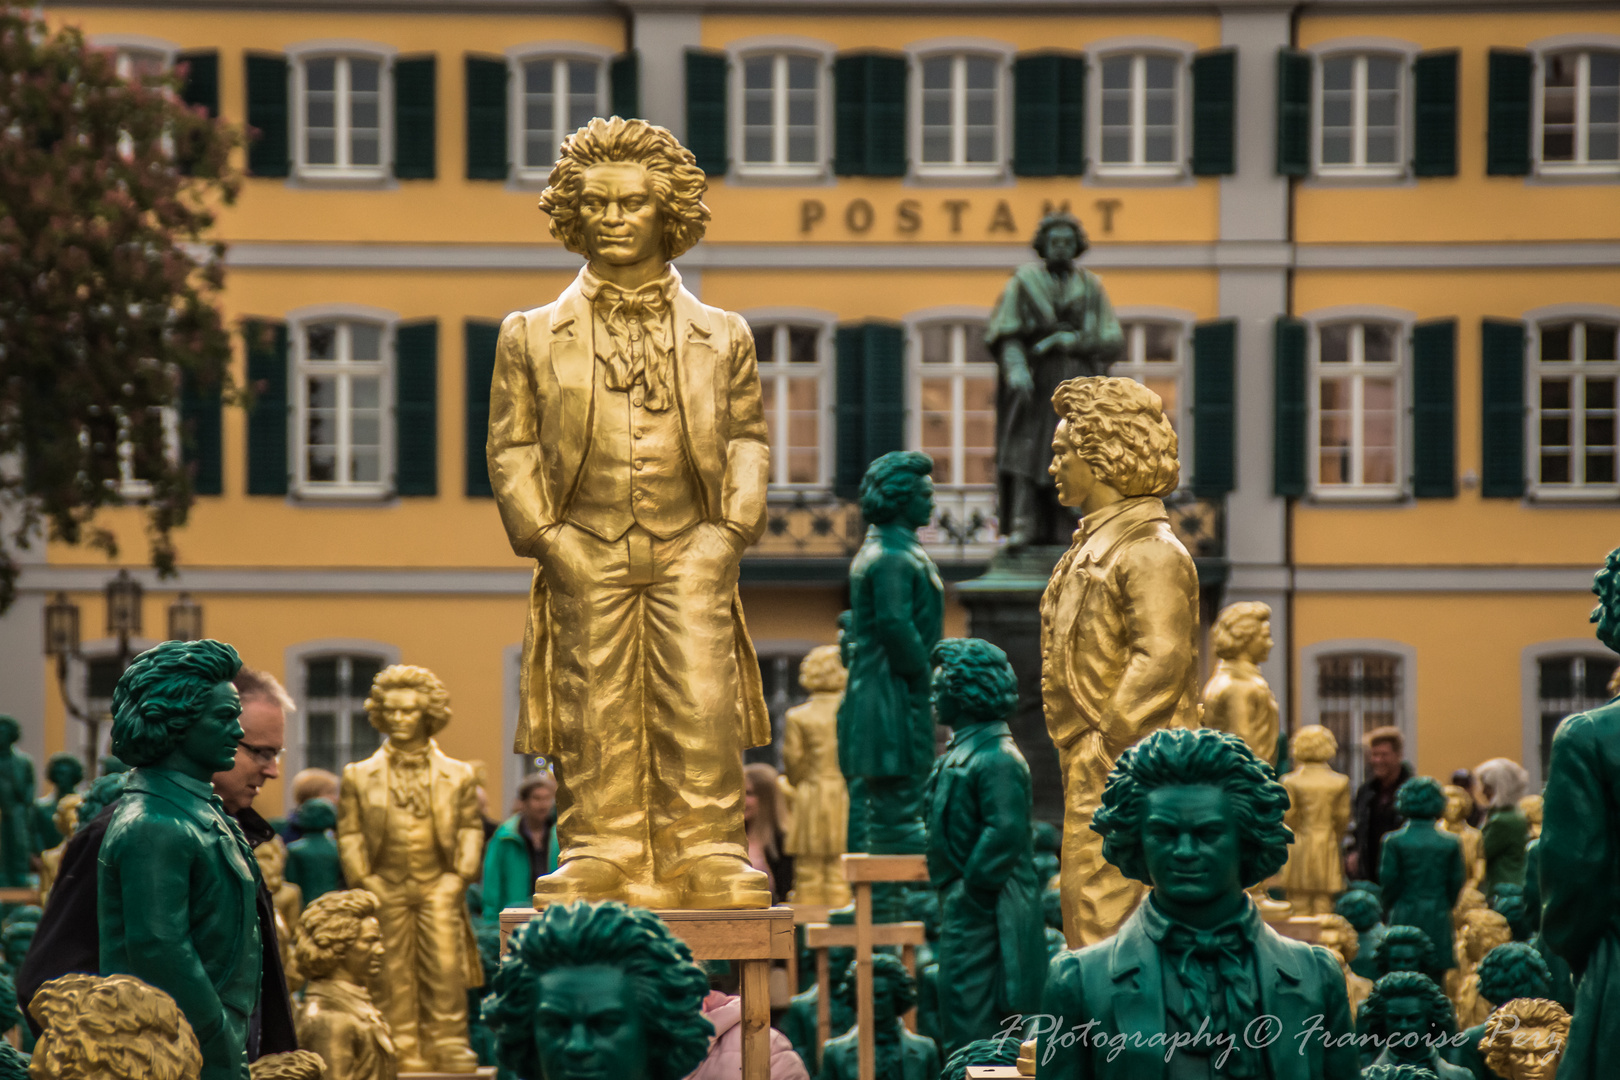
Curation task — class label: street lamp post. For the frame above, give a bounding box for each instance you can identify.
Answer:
[101,570,143,770]
[167,592,204,642]
[43,592,90,772]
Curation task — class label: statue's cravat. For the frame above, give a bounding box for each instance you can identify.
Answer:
[385,744,432,817]
[588,272,677,411]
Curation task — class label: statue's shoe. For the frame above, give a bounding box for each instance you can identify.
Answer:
[432,1045,481,1074]
[681,855,772,909]
[533,857,630,905]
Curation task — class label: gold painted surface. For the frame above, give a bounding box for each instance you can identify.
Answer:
[779,646,851,907]
[487,119,771,910]
[1443,785,1487,889]
[1201,602,1280,765]
[1278,727,1353,916]
[292,890,400,1080]
[255,836,304,977]
[28,973,204,1080]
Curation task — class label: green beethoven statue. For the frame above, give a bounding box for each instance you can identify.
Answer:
[984,211,1123,549]
[484,901,711,1080]
[31,751,83,852]
[1035,727,1358,1080]
[97,640,262,1080]
[923,638,1044,1057]
[838,452,944,912]
[819,954,939,1080]
[1442,941,1553,1080]
[1337,889,1390,982]
[1538,545,1620,1080]
[284,797,343,906]
[0,717,36,886]
[1357,971,1471,1079]
[1380,777,1466,982]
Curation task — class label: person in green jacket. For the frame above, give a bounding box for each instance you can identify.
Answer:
[481,771,559,923]
[97,639,262,1080]
[1474,758,1530,897]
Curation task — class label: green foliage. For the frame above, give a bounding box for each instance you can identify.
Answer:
[0,3,243,611]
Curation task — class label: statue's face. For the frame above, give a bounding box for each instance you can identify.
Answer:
[48,761,82,792]
[1141,784,1244,906]
[1247,620,1274,664]
[1317,925,1353,965]
[1049,421,1098,509]
[1042,225,1080,263]
[1502,1025,1563,1080]
[176,681,245,776]
[0,727,17,751]
[900,474,935,530]
[871,972,898,1022]
[535,965,648,1080]
[1383,994,1432,1061]
[380,688,430,744]
[1444,791,1465,824]
[339,916,386,984]
[1385,942,1424,973]
[579,162,665,267]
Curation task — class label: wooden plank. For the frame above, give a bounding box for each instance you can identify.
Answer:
[740,960,770,1080]
[501,905,794,960]
[966,1068,1023,1080]
[840,853,929,883]
[855,880,875,1080]
[790,902,833,925]
[803,921,926,949]
[0,888,40,906]
[815,946,832,1068]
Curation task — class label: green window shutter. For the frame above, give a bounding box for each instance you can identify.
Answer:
[685,50,729,177]
[1487,50,1533,176]
[1412,50,1458,177]
[1411,319,1457,498]
[1055,54,1085,175]
[1276,49,1311,177]
[1190,49,1236,176]
[395,320,439,497]
[1273,317,1308,496]
[835,53,908,177]
[180,367,223,496]
[864,323,907,465]
[177,50,219,116]
[1481,319,1527,498]
[611,51,639,118]
[464,320,500,498]
[834,325,867,499]
[393,55,436,180]
[1191,320,1237,496]
[834,55,869,175]
[245,54,290,178]
[1012,53,1085,177]
[465,55,509,180]
[245,321,289,495]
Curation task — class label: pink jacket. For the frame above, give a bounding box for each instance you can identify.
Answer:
[685,992,810,1080]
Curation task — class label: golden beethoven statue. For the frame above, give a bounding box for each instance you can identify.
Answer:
[1279,725,1352,914]
[1040,376,1199,948]
[488,117,772,910]
[778,644,852,907]
[337,665,482,1074]
[1201,600,1281,766]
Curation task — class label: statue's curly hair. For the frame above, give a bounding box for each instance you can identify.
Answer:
[537,117,710,260]
[797,645,847,694]
[941,1038,1022,1080]
[1315,913,1360,964]
[485,902,712,1080]
[1359,971,1456,1051]
[29,973,203,1080]
[1375,925,1437,975]
[45,751,84,790]
[0,1042,25,1080]
[1334,888,1383,932]
[858,450,934,524]
[1488,883,1533,941]
[0,972,18,1036]
[1290,724,1338,765]
[1475,941,1553,1007]
[294,890,379,981]
[1031,210,1089,259]
[1589,545,1620,653]
[1461,909,1513,964]
[250,1050,328,1080]
[835,953,917,1017]
[1093,728,1292,889]
[364,664,452,736]
[293,796,338,833]
[0,717,19,744]
[110,639,242,766]
[931,638,1019,726]
[76,773,128,827]
[1050,377,1180,498]
[1211,602,1271,662]
[1480,998,1569,1075]
[1394,775,1447,821]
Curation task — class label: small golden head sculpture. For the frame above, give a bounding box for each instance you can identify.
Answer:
[798,645,848,694]
[1479,997,1569,1080]
[28,973,202,1080]
[1050,376,1180,498]
[1290,725,1339,766]
[1211,601,1273,663]
[363,664,452,738]
[249,1051,328,1080]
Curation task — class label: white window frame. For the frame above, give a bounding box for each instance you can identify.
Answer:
[1521,639,1619,792]
[1533,36,1620,178]
[113,404,181,499]
[742,309,835,491]
[1300,638,1418,792]
[1526,305,1620,500]
[730,42,833,180]
[1306,308,1412,502]
[1092,46,1189,180]
[1311,45,1413,180]
[1112,308,1193,444]
[288,305,397,500]
[283,638,400,811]
[506,43,614,183]
[89,33,179,74]
[906,309,998,493]
[287,40,396,182]
[908,40,1013,180]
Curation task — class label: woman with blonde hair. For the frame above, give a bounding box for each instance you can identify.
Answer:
[1475,758,1531,896]
[744,762,793,904]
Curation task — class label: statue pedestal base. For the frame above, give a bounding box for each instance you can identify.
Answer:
[957,545,1067,826]
[501,905,793,1080]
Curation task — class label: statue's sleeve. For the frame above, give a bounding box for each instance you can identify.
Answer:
[869,555,931,683]
[487,311,552,558]
[336,768,370,885]
[722,311,770,544]
[1541,714,1614,975]
[1084,272,1125,366]
[453,768,484,881]
[1377,839,1403,908]
[963,750,1031,894]
[1098,538,1197,757]
[984,275,1030,354]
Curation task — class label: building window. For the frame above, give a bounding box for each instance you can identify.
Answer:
[740,53,821,172]
[1114,321,1186,435]
[1313,320,1403,497]
[1317,652,1403,787]
[1540,49,1620,174]
[517,56,605,179]
[914,321,997,489]
[114,406,180,498]
[918,53,1002,175]
[295,319,390,497]
[112,47,168,82]
[1534,319,1620,492]
[298,55,385,177]
[1537,653,1619,778]
[1098,52,1181,175]
[1317,53,1403,175]
[302,654,386,774]
[754,323,827,488]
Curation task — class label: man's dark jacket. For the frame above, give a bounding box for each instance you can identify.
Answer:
[1352,760,1413,883]
[16,800,297,1054]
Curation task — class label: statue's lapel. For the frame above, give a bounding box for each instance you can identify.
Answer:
[1255,926,1311,1079]
[1109,911,1167,1078]
[548,284,594,473]
[673,288,720,493]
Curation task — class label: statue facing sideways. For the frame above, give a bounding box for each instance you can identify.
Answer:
[1443,785,1487,888]
[292,890,397,1080]
[778,645,851,907]
[1279,725,1352,914]
[1201,602,1281,766]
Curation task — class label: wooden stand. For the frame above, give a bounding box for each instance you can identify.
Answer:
[843,853,930,1080]
[786,902,832,996]
[803,919,925,1064]
[965,1068,1023,1080]
[501,906,793,1080]
[0,887,40,906]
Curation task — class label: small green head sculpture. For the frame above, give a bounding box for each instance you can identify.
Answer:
[0,717,19,751]
[930,638,1018,729]
[1394,776,1447,821]
[1361,971,1456,1063]
[294,796,338,833]
[1374,925,1437,977]
[110,640,243,773]
[1042,886,1063,930]
[1475,941,1553,1008]
[484,901,712,1080]
[1031,210,1088,260]
[1334,889,1383,933]
[0,971,18,1034]
[835,953,916,1023]
[1488,883,1532,941]
[76,773,129,827]
[45,752,84,796]
[1093,727,1293,894]
[1590,545,1620,653]
[858,451,934,526]
[941,1038,1021,1080]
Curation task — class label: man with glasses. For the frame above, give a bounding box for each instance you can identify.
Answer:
[16,664,299,1062]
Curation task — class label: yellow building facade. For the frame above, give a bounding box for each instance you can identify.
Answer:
[6,0,1617,812]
